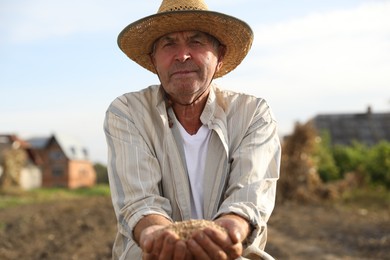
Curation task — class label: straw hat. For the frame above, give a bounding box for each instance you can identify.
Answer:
[117,0,253,78]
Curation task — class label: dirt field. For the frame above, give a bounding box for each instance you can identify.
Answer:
[0,196,388,260]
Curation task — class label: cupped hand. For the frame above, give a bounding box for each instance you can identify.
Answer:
[188,229,240,259]
[140,225,192,260]
[187,214,250,259]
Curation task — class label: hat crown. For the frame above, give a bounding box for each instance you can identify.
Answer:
[158,0,209,13]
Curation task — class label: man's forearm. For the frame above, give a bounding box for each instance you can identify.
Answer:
[133,214,173,245]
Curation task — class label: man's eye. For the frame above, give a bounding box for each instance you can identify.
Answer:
[163,42,175,47]
[190,40,203,46]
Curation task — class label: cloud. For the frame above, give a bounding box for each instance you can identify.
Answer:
[0,0,153,43]
[221,2,390,96]
[248,1,390,90]
[216,1,390,133]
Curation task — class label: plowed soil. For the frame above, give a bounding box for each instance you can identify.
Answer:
[0,196,388,259]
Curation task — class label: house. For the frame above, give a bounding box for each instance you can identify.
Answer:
[28,134,96,189]
[0,134,42,190]
[310,106,390,146]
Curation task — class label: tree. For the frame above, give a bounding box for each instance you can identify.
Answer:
[93,163,109,184]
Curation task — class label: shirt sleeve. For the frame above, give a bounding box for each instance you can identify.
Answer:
[103,95,173,240]
[215,98,281,255]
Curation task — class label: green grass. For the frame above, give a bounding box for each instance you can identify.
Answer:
[0,184,111,209]
[341,185,390,209]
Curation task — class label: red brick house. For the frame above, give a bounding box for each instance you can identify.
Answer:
[28,134,96,189]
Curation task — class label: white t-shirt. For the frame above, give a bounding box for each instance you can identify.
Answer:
[177,123,211,219]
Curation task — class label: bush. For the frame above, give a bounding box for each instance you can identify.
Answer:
[325,141,390,188]
[313,132,340,182]
[308,127,390,188]
[365,141,390,188]
[332,141,368,177]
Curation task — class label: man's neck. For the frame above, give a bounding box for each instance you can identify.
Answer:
[173,105,204,135]
[171,91,209,135]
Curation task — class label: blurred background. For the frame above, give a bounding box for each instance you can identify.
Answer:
[1,0,389,259]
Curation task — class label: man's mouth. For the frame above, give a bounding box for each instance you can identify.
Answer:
[171,70,196,78]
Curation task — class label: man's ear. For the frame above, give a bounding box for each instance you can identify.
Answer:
[216,60,224,71]
[217,45,226,68]
[218,45,226,61]
[149,53,156,67]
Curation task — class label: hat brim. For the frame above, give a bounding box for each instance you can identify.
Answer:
[118,10,253,78]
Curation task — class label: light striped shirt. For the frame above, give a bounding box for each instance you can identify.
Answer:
[104,83,281,259]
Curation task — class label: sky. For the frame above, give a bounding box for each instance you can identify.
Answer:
[1,0,389,164]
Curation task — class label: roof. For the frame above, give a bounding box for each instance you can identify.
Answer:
[311,107,390,146]
[27,134,90,161]
[50,134,90,161]
[27,137,50,149]
[0,134,31,149]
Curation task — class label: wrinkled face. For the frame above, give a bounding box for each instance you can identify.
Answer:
[150,31,225,105]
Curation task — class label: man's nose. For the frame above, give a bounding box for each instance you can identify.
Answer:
[175,45,191,63]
